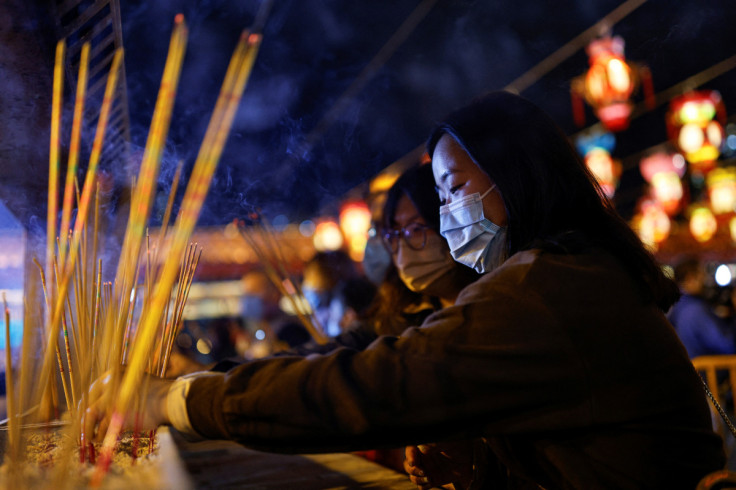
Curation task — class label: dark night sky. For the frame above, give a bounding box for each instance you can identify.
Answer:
[116,0,736,226]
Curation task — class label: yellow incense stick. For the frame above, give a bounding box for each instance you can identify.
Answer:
[94,30,261,481]
[48,39,65,283]
[36,47,124,418]
[74,49,124,241]
[153,160,184,268]
[3,293,15,455]
[33,258,72,411]
[59,42,90,264]
[112,17,187,356]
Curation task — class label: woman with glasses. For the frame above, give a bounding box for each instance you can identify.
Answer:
[85,92,724,489]
[367,163,479,337]
[282,163,477,359]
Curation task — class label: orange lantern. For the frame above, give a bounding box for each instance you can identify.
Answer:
[706,167,736,215]
[632,199,670,249]
[639,152,687,216]
[689,205,718,242]
[571,35,654,132]
[667,90,726,176]
[575,131,620,198]
[584,148,621,198]
[339,201,372,261]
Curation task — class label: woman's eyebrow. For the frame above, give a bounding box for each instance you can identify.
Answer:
[438,169,455,184]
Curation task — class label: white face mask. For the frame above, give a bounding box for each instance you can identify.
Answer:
[439,185,507,274]
[394,231,456,294]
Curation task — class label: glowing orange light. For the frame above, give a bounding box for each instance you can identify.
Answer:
[585,147,621,198]
[633,199,670,249]
[667,90,726,176]
[313,220,343,251]
[339,201,372,261]
[639,152,686,216]
[730,216,736,243]
[689,205,718,242]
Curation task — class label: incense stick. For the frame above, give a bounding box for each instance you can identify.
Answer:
[94,28,261,481]
[47,39,65,288]
[59,42,90,265]
[238,221,327,344]
[4,293,15,457]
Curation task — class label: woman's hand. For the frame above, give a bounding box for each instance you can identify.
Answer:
[404,441,475,489]
[81,371,174,443]
[165,350,208,378]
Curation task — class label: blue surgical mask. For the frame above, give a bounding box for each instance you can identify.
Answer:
[362,232,392,286]
[302,287,330,311]
[439,185,507,274]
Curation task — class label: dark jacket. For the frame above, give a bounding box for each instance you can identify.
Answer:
[186,247,724,489]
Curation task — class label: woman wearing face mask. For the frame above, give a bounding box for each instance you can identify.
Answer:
[85,92,724,489]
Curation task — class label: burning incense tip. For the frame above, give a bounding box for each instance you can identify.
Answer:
[248,33,262,44]
[174,13,184,23]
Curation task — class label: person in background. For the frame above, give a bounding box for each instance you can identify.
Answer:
[241,269,311,354]
[300,250,361,337]
[166,269,311,377]
[332,276,378,332]
[85,92,725,489]
[668,255,736,358]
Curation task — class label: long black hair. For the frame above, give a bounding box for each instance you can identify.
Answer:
[427,91,679,311]
[382,163,441,233]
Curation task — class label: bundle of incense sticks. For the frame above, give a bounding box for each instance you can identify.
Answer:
[91,23,263,485]
[237,216,328,344]
[1,13,261,488]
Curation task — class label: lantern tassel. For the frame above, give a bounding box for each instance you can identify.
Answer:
[571,88,586,127]
[640,66,655,110]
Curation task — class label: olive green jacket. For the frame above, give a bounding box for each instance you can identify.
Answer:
[186,248,724,488]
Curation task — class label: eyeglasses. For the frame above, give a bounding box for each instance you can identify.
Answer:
[382,222,431,254]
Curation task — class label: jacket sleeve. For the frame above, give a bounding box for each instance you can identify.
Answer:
[184,273,592,453]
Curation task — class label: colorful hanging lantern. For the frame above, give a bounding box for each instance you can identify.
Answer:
[571,35,654,132]
[666,90,726,176]
[575,131,621,198]
[706,167,736,215]
[639,152,687,216]
[585,148,622,199]
[632,199,670,250]
[689,205,718,242]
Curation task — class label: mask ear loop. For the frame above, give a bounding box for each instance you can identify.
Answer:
[479,184,497,200]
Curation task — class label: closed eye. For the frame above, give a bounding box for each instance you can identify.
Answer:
[448,183,465,199]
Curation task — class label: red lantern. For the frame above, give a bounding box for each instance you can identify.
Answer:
[666,90,726,176]
[632,198,670,249]
[571,35,654,132]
